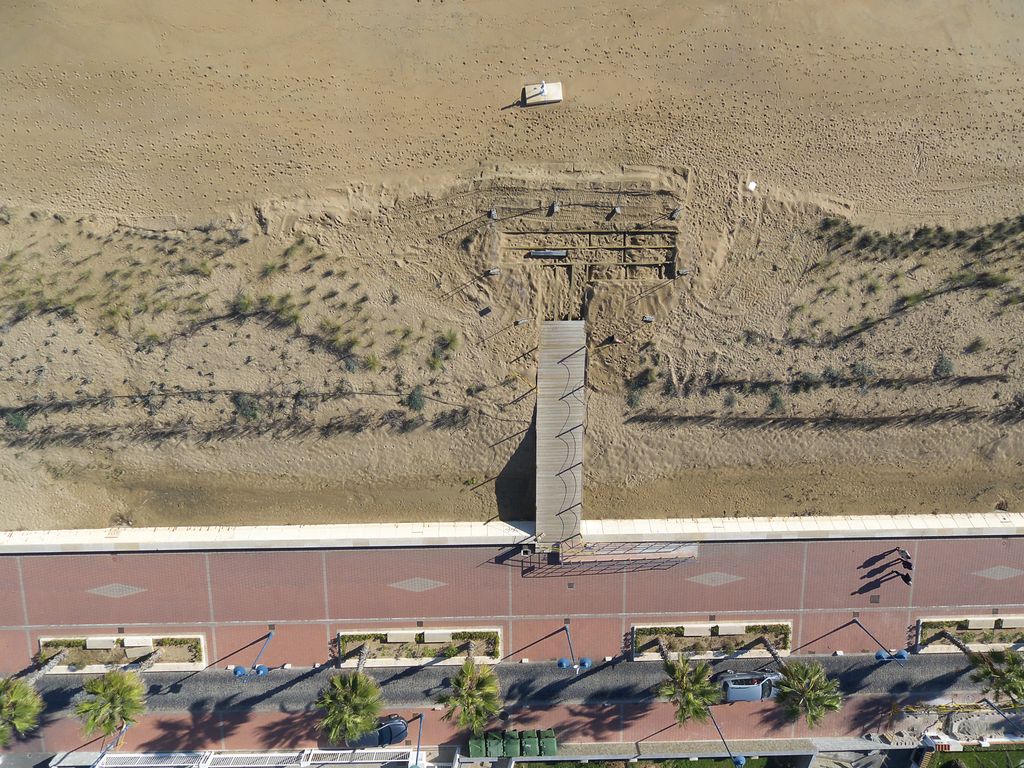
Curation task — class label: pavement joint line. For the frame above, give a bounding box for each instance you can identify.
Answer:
[796,540,808,648]
[5,600,1024,633]
[1,510,1022,553]
[320,550,330,621]
[203,551,219,663]
[15,555,32,659]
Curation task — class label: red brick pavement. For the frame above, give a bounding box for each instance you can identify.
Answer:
[3,538,1024,676]
[208,551,326,623]
[1,696,895,755]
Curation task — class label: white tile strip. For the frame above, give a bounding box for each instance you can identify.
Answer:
[0,511,1020,554]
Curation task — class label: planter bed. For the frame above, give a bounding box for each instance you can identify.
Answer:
[919,618,1024,653]
[338,629,500,667]
[39,635,207,673]
[633,622,791,661]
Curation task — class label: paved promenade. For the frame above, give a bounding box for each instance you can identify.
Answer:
[10,655,981,755]
[2,535,1023,674]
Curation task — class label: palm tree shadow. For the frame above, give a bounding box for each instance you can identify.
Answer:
[844,695,904,735]
[506,701,652,741]
[755,702,795,733]
[257,707,321,748]
[135,700,243,751]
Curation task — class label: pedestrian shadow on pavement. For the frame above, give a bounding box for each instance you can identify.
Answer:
[851,572,901,595]
[859,550,897,569]
[861,560,902,579]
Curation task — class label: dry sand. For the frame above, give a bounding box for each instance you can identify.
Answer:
[0,0,1022,529]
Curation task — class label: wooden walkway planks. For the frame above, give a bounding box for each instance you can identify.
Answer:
[535,320,586,547]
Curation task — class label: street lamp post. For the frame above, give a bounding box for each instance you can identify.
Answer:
[411,713,426,768]
[557,625,592,676]
[851,619,909,666]
[234,630,275,677]
[707,708,746,768]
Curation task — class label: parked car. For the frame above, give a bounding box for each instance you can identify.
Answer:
[346,715,409,749]
[718,670,782,702]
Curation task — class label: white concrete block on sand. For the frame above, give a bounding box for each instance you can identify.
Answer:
[715,623,747,635]
[683,625,712,637]
[85,637,116,650]
[421,630,453,643]
[967,618,997,629]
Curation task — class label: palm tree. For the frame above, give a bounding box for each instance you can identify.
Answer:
[775,661,842,728]
[25,648,68,688]
[0,677,44,747]
[316,672,383,746]
[75,670,147,738]
[971,650,1024,705]
[356,642,374,674]
[436,659,502,736]
[656,660,721,725]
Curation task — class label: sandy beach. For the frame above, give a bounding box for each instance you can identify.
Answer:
[0,0,1021,529]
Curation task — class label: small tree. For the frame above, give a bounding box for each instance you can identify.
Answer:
[316,672,383,746]
[0,677,44,746]
[75,670,147,737]
[775,661,842,728]
[656,660,721,725]
[437,659,502,736]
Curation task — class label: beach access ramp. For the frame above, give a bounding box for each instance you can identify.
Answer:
[535,320,585,549]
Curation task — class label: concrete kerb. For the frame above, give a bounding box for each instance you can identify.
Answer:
[0,511,1022,554]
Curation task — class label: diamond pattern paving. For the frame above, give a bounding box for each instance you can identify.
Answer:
[389,577,447,593]
[687,571,743,587]
[87,583,148,599]
[971,566,1024,581]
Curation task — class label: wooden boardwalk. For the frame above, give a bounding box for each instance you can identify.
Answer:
[535,321,586,548]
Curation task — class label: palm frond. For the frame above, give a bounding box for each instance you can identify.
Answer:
[435,660,502,736]
[74,671,146,737]
[657,660,720,725]
[316,673,383,745]
[0,677,44,746]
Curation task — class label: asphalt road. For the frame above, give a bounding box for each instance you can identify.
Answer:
[34,653,980,715]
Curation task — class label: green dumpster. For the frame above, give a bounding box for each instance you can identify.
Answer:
[486,731,503,758]
[468,735,485,759]
[503,730,522,758]
[540,728,557,756]
[521,733,540,757]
